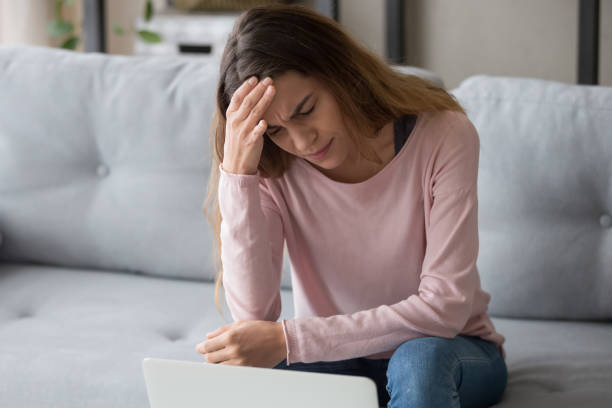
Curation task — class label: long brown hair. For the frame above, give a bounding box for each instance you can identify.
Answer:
[203,4,466,319]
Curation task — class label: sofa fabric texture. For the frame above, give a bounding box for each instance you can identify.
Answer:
[449,75,612,320]
[0,45,611,407]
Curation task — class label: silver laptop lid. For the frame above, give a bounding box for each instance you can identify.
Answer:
[142,357,379,408]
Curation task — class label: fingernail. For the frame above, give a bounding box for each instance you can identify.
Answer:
[263,77,272,85]
[248,76,257,85]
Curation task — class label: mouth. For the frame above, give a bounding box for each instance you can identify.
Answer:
[306,139,333,160]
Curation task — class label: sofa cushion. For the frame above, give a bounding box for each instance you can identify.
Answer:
[491,317,612,407]
[0,45,443,289]
[0,45,220,282]
[0,261,297,407]
[1,262,611,407]
[450,75,612,320]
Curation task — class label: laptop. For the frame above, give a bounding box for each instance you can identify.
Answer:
[142,357,380,408]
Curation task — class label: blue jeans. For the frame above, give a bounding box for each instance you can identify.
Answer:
[273,335,508,408]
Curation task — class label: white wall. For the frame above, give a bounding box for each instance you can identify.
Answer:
[338,0,611,89]
[339,0,385,57]
[105,0,167,55]
[2,0,609,87]
[0,0,83,51]
[404,0,611,89]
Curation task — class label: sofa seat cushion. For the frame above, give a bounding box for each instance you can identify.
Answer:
[492,317,612,407]
[1,262,611,407]
[0,262,295,407]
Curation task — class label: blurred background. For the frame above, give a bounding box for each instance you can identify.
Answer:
[0,0,609,89]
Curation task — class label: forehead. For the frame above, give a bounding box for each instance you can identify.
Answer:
[262,71,319,124]
[271,70,315,90]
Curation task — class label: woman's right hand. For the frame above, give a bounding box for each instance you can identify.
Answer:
[222,76,276,175]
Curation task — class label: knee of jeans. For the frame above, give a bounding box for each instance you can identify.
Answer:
[387,336,457,376]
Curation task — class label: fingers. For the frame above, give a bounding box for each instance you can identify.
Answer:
[196,324,234,354]
[202,348,233,364]
[206,324,229,338]
[227,76,258,113]
[234,77,274,123]
[219,360,242,366]
[195,336,224,354]
[245,83,275,133]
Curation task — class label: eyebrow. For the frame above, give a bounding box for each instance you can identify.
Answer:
[267,92,314,132]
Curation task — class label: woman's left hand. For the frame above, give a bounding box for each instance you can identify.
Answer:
[195,320,287,368]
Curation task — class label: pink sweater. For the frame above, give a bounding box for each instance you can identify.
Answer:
[217,109,506,366]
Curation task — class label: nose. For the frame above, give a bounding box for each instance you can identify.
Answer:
[289,125,317,154]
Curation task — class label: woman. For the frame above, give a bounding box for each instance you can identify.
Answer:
[195,4,508,408]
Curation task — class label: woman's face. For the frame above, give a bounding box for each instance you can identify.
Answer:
[260,70,359,173]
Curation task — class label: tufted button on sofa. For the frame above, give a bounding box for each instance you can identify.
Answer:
[1,45,611,407]
[600,214,611,228]
[96,163,110,178]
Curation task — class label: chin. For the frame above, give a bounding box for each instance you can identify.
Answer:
[310,155,339,171]
[305,139,339,166]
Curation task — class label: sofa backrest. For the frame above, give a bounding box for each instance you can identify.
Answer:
[0,45,220,282]
[3,46,610,320]
[450,75,612,320]
[0,45,444,290]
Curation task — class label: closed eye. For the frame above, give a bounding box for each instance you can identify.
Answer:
[301,104,315,116]
[267,104,316,136]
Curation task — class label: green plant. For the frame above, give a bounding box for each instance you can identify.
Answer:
[113,0,163,44]
[47,0,79,49]
[47,0,162,51]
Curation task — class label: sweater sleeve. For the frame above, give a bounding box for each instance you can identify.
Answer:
[281,115,482,365]
[217,163,285,325]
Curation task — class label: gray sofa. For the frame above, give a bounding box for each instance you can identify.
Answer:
[1,45,610,407]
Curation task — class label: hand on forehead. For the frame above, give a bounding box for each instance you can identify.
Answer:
[261,71,317,130]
